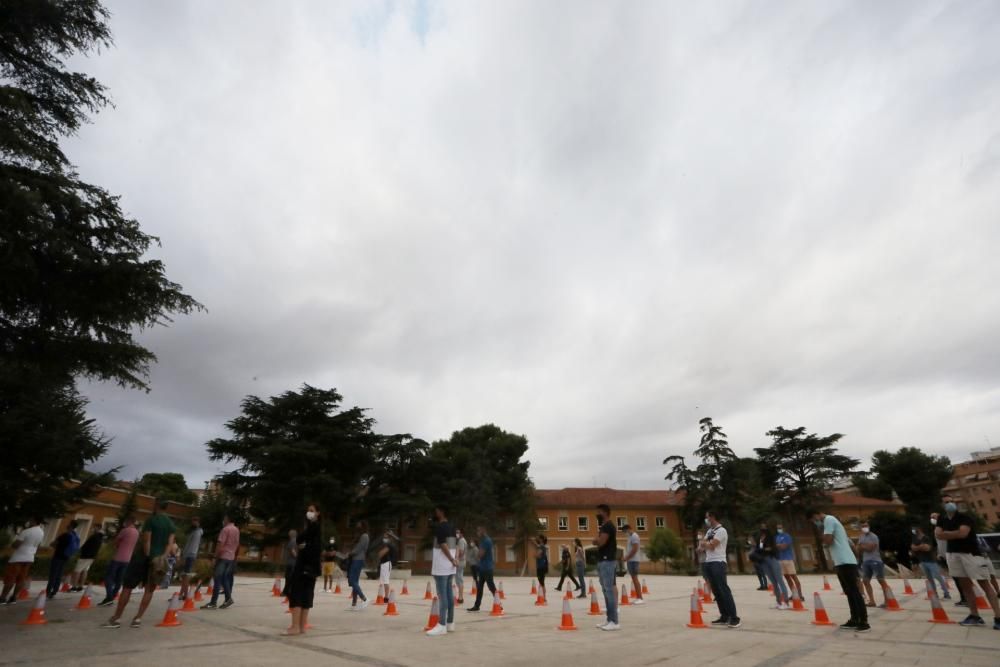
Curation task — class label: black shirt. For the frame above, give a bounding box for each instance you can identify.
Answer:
[597,520,617,561]
[911,535,934,563]
[938,512,980,555]
[379,542,396,565]
[295,520,322,576]
[80,532,103,559]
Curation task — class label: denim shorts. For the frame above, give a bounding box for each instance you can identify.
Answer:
[861,560,885,579]
[626,561,640,576]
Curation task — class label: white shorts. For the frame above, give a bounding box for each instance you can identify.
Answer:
[379,561,392,585]
[946,552,991,581]
[74,558,94,574]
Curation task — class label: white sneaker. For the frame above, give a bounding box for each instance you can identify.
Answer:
[596,621,609,629]
[633,599,645,605]
[426,624,448,637]
[357,600,368,611]
[446,623,455,632]
[601,621,620,631]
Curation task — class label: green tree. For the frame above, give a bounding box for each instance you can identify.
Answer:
[115,480,139,531]
[865,510,913,568]
[643,527,684,573]
[361,435,432,536]
[0,0,200,529]
[755,426,859,571]
[135,472,197,505]
[867,448,953,519]
[850,473,895,501]
[206,385,378,531]
[197,485,248,545]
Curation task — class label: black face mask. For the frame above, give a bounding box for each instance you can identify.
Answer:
[596,514,604,523]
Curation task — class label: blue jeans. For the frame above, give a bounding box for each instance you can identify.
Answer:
[104,560,128,600]
[703,561,738,620]
[46,558,68,597]
[211,559,235,603]
[762,557,788,603]
[597,560,618,624]
[348,559,366,603]
[434,574,455,624]
[920,561,950,597]
[752,560,767,587]
[576,563,587,594]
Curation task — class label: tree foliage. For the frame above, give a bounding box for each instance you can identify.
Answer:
[850,473,895,502]
[867,447,952,519]
[135,472,197,505]
[644,527,684,572]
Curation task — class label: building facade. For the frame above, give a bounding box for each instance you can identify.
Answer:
[943,447,1000,527]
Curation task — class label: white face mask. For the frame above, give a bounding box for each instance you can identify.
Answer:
[306,511,317,522]
[861,527,870,534]
[929,518,937,526]
[776,528,783,534]
[704,518,711,526]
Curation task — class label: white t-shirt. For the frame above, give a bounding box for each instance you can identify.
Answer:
[627,532,641,562]
[431,521,457,576]
[456,536,468,565]
[10,525,45,563]
[704,524,728,563]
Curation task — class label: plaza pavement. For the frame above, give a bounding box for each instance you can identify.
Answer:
[0,574,997,666]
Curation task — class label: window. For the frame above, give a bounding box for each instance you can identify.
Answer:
[557,516,568,531]
[423,548,433,561]
[404,545,416,562]
[73,513,94,540]
[505,545,516,563]
[101,518,118,534]
[655,516,665,529]
[246,545,260,559]
[578,516,589,531]
[537,517,549,531]
[616,516,627,530]
[800,545,813,562]
[636,516,647,531]
[505,517,516,531]
[991,498,997,506]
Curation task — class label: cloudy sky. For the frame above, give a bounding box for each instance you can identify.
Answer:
[68,1,1000,491]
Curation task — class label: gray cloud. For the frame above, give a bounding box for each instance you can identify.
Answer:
[70,0,1000,490]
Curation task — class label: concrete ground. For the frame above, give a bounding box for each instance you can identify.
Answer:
[1,574,997,666]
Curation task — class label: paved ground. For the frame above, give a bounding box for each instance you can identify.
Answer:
[1,574,997,666]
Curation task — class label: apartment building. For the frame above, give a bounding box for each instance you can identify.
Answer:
[943,447,1000,526]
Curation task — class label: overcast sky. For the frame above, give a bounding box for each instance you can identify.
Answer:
[68,1,1000,491]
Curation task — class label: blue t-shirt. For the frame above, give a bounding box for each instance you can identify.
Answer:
[775,532,794,561]
[479,535,494,571]
[823,515,855,567]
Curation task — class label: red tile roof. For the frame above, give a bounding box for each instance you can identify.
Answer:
[535,488,685,508]
[829,492,903,508]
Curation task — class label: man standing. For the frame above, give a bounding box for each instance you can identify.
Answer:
[593,503,619,631]
[347,522,370,610]
[98,516,138,606]
[203,514,239,609]
[2,518,45,604]
[935,499,1000,628]
[774,523,801,601]
[807,509,869,632]
[179,517,202,600]
[858,522,889,607]
[701,511,740,628]
[376,531,396,603]
[623,524,645,605]
[46,519,80,598]
[454,528,467,605]
[467,526,496,612]
[281,529,297,597]
[72,527,104,591]
[426,505,457,636]
[910,525,950,599]
[102,500,175,628]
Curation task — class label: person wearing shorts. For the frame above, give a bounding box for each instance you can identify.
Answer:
[322,538,337,591]
[533,535,549,598]
[2,518,45,604]
[178,516,202,600]
[858,522,888,607]
[775,524,802,600]
[376,531,396,602]
[936,501,1000,628]
[623,524,644,604]
[72,528,104,591]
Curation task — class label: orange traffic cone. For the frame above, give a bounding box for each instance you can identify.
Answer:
[531,581,538,596]
[685,592,707,628]
[903,578,915,596]
[588,589,602,615]
[424,582,433,600]
[535,587,547,607]
[194,587,204,602]
[973,586,989,610]
[498,581,506,600]
[823,576,832,591]
[557,597,578,630]
[884,586,901,611]
[811,592,835,626]
[206,584,213,597]
[75,585,93,610]
[620,584,630,607]
[383,590,399,616]
[60,581,71,593]
[790,590,807,612]
[334,579,342,594]
[374,591,385,606]
[489,594,505,617]
[20,592,47,626]
[156,593,183,627]
[18,584,30,600]
[423,596,440,631]
[702,582,712,604]
[630,584,638,599]
[181,594,197,612]
[694,587,704,612]
[588,582,595,595]
[401,580,409,596]
[271,578,281,596]
[564,588,573,601]
[927,590,955,624]
[642,579,650,595]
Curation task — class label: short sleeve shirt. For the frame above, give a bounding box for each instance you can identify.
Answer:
[704,525,728,563]
[823,515,856,566]
[113,525,139,562]
[597,521,617,561]
[143,513,176,558]
[911,535,934,563]
[938,513,979,554]
[9,526,44,563]
[431,521,457,576]
[858,532,882,562]
[456,537,468,564]
[775,532,794,560]
[479,536,495,570]
[183,527,202,558]
[627,532,641,562]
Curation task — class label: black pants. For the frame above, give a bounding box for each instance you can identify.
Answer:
[836,564,867,624]
[281,564,294,596]
[556,566,580,591]
[473,569,496,608]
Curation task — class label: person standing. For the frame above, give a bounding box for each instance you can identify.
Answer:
[935,499,1000,628]
[2,518,45,604]
[807,508,869,632]
[322,537,338,591]
[467,539,480,591]
[467,526,496,611]
[975,536,999,596]
[757,524,789,609]
[98,516,138,606]
[102,499,176,628]
[910,525,950,599]
[280,529,297,598]
[454,528,468,605]
[47,519,80,599]
[555,544,581,593]
[283,504,321,635]
[347,521,370,610]
[574,538,588,599]
[747,536,768,590]
[533,535,549,599]
[593,503,619,631]
[202,514,239,609]
[701,510,740,628]
[179,517,202,600]
[623,524,645,605]
[695,530,707,577]
[426,505,457,636]
[72,527,104,591]
[858,522,889,607]
[376,531,396,602]
[774,523,802,601]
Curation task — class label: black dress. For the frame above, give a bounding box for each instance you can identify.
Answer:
[288,520,321,609]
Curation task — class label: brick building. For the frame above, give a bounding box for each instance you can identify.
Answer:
[943,447,1000,526]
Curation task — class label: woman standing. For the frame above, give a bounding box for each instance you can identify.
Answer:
[534,535,549,598]
[555,545,581,593]
[757,524,790,609]
[573,538,588,598]
[284,504,321,636]
[467,540,480,587]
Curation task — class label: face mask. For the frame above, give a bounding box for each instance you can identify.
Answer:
[776,529,783,534]
[697,535,704,541]
[596,514,604,523]
[861,527,870,534]
[944,503,957,514]
[930,518,937,526]
[911,529,917,535]
[813,520,823,528]
[383,538,389,544]
[306,511,317,521]
[704,518,710,526]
